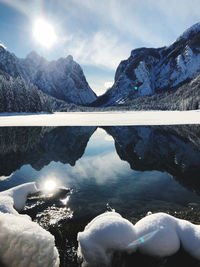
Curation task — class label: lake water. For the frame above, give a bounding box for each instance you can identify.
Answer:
[0,125,200,266]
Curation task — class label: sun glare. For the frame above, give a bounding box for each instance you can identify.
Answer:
[44,180,57,192]
[33,18,57,48]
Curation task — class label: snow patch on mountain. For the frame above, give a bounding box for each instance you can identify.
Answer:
[135,61,153,95]
[174,45,200,86]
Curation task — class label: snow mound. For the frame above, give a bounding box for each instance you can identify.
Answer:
[178,218,200,260]
[78,211,200,266]
[0,212,60,267]
[133,213,180,257]
[77,211,137,266]
[0,182,37,214]
[0,183,60,267]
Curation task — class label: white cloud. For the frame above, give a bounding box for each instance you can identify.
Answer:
[104,135,114,142]
[89,82,106,96]
[0,0,43,17]
[60,0,174,70]
[70,0,167,46]
[40,151,129,187]
[84,128,114,148]
[69,152,130,184]
[65,31,132,70]
[104,82,113,89]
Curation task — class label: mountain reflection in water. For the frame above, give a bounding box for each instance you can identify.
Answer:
[0,125,200,266]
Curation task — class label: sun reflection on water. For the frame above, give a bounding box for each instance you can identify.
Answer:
[60,195,70,205]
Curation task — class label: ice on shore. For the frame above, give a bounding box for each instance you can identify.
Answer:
[0,183,60,267]
[78,211,200,266]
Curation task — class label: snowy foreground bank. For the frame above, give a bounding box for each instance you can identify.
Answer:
[0,110,200,126]
[0,183,59,267]
[0,184,200,266]
[78,212,200,266]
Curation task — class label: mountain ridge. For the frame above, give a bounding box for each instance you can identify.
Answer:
[0,45,97,106]
[91,22,200,108]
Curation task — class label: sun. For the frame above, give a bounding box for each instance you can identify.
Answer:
[43,180,57,192]
[33,18,57,48]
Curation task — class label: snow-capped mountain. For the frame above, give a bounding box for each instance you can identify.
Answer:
[93,22,200,106]
[0,45,97,105]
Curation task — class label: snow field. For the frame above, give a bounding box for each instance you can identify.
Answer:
[0,110,200,126]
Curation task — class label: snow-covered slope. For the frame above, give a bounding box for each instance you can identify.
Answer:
[0,45,96,105]
[93,22,200,106]
[0,183,60,267]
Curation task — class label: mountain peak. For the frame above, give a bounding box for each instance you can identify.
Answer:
[175,22,200,43]
[66,55,73,62]
[26,51,41,61]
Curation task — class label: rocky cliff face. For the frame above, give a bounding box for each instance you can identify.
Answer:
[93,22,200,106]
[0,46,97,105]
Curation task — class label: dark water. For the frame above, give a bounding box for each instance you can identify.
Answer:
[0,125,200,266]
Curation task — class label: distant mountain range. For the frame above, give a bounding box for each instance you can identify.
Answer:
[1,22,200,112]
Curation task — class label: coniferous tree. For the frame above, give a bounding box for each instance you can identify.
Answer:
[0,73,52,112]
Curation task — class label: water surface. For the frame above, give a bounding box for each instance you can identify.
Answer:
[0,125,200,266]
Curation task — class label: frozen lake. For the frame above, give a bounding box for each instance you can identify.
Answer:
[0,110,200,126]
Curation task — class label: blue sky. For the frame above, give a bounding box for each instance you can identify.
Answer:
[0,0,200,95]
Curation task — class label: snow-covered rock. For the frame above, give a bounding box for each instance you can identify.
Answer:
[0,46,97,105]
[0,182,38,214]
[132,213,180,257]
[178,217,200,260]
[0,212,60,267]
[94,22,200,106]
[77,211,137,266]
[0,183,60,267]
[78,211,200,266]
